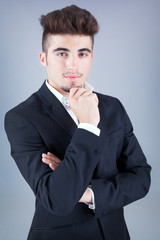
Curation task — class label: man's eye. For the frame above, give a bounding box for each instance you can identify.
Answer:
[57,52,67,57]
[79,52,88,57]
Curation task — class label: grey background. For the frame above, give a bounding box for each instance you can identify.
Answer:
[0,0,159,239]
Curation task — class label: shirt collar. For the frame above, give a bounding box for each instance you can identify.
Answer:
[46,80,64,104]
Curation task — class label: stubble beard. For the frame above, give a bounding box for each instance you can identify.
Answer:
[61,84,83,93]
[61,71,84,92]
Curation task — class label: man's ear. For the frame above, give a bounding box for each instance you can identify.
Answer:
[39,52,47,67]
[91,51,94,61]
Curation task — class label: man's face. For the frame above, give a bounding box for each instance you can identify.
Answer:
[40,34,93,97]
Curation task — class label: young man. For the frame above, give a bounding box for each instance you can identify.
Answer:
[5,5,151,240]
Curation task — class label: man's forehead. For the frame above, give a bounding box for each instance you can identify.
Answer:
[47,34,92,49]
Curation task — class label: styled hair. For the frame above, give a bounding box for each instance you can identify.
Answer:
[40,5,99,53]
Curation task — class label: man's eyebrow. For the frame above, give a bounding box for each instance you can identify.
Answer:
[53,48,70,52]
[78,48,91,53]
[53,48,92,53]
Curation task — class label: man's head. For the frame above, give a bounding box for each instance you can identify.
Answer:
[40,5,99,54]
[39,5,99,97]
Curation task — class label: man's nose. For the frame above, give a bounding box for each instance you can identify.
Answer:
[66,55,78,70]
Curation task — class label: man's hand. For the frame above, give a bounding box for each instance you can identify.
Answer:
[42,152,61,171]
[68,88,100,127]
[79,188,93,204]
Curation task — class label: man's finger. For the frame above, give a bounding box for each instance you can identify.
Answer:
[69,88,79,99]
[72,88,87,99]
[49,163,56,171]
[47,152,61,164]
[42,153,61,164]
[93,93,99,105]
[80,89,92,97]
[73,88,93,99]
[42,156,59,167]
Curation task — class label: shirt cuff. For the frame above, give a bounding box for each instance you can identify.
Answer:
[85,186,96,211]
[78,123,100,136]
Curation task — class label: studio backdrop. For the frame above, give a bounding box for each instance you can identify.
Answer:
[0,0,159,239]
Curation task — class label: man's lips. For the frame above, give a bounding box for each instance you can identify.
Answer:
[63,72,83,79]
[64,75,81,79]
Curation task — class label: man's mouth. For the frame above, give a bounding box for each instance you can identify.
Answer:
[65,75,80,79]
[63,72,83,79]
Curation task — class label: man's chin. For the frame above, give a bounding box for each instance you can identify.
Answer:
[61,87,70,93]
[61,84,83,93]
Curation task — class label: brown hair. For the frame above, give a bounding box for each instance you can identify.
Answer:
[40,5,99,53]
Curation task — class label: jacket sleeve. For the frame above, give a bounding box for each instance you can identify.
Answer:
[4,109,104,216]
[91,102,151,217]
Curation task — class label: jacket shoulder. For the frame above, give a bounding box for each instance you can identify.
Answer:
[96,92,123,109]
[5,92,39,117]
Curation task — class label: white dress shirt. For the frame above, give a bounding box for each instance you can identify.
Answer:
[46,80,100,210]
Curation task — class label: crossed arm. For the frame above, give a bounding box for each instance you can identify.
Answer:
[42,152,93,204]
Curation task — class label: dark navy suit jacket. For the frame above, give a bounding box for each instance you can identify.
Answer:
[5,82,151,240]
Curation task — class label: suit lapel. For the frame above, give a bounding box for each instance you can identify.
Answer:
[96,93,110,140]
[36,82,77,138]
